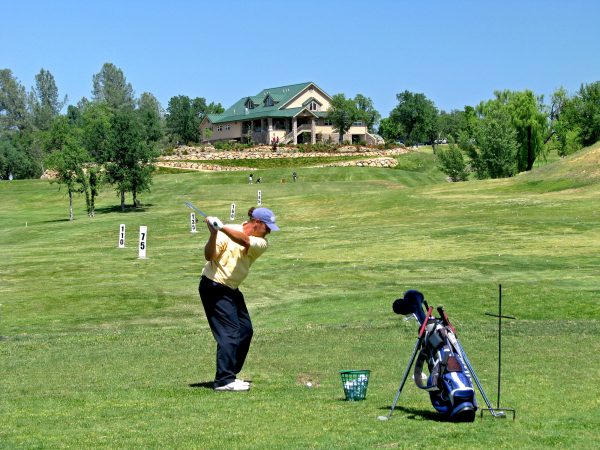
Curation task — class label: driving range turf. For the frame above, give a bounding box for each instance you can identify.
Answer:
[1,146,599,449]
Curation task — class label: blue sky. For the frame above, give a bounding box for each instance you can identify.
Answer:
[2,0,600,117]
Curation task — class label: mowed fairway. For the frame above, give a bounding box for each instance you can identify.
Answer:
[1,147,599,449]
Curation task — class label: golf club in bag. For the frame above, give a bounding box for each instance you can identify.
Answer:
[380,290,505,422]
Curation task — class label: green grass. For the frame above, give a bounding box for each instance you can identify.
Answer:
[1,145,599,448]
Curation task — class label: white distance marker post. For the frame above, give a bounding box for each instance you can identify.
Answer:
[190,212,197,233]
[230,203,236,221]
[139,226,147,259]
[118,224,126,248]
[257,190,262,206]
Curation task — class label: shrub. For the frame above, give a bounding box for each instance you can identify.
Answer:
[436,142,469,182]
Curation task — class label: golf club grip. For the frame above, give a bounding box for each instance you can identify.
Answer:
[418,307,433,337]
[437,306,456,335]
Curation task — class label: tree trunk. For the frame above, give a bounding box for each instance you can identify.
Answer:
[121,190,125,212]
[69,190,74,221]
[526,125,534,171]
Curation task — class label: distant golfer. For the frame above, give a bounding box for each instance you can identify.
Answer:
[199,206,279,391]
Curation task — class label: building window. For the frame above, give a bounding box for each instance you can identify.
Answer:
[216,125,223,132]
[324,119,332,126]
[352,120,364,126]
[224,124,231,131]
[245,98,255,109]
[308,101,319,111]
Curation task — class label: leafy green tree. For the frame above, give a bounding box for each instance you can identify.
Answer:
[105,108,156,211]
[129,158,155,207]
[92,63,135,110]
[327,94,358,144]
[0,134,35,179]
[44,117,90,220]
[192,97,224,118]
[572,81,600,146]
[81,102,113,163]
[436,140,469,181]
[389,90,439,146]
[468,107,519,179]
[29,69,67,131]
[546,87,567,143]
[165,95,222,144]
[437,109,472,142]
[0,69,29,132]
[87,167,100,216]
[491,90,547,171]
[66,104,83,126]
[138,92,164,143]
[548,87,582,157]
[165,95,198,144]
[354,94,381,133]
[378,117,403,143]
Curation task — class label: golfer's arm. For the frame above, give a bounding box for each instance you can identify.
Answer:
[220,226,250,250]
[204,231,219,261]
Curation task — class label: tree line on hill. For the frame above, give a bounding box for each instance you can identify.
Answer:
[1,62,599,218]
[0,63,224,219]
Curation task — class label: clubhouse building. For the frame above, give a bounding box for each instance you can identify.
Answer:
[200,82,380,145]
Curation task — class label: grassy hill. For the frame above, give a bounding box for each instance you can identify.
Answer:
[1,145,599,448]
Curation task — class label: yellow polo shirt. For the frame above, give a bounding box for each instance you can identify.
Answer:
[201,224,268,289]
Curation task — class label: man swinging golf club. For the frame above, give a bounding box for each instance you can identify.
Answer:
[199,206,279,391]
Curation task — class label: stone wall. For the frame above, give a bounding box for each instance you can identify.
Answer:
[157,145,408,171]
[42,145,408,177]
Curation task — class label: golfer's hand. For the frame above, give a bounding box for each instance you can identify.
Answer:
[206,216,223,230]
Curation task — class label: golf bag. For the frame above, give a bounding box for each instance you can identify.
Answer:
[392,290,477,422]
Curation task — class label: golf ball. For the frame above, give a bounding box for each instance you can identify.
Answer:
[306,382,312,387]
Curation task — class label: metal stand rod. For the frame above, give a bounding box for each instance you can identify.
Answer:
[383,307,433,420]
[386,335,422,419]
[498,284,502,409]
[482,283,517,420]
[439,305,506,418]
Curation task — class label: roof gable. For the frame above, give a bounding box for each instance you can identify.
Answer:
[208,82,330,123]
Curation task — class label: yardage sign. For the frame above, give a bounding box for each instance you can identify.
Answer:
[190,212,197,233]
[257,190,262,206]
[139,226,147,259]
[230,203,236,221]
[118,224,126,248]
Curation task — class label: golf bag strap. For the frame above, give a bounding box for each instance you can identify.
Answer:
[414,349,440,392]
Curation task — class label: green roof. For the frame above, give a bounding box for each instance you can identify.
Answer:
[207,82,323,123]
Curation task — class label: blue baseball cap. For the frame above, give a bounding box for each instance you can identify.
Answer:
[252,207,280,231]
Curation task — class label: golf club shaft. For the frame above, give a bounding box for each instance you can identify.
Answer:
[439,305,504,417]
[184,201,208,218]
[455,339,503,417]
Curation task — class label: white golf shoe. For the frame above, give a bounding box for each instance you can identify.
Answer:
[214,379,250,391]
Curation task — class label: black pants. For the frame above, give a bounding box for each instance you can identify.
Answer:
[199,276,253,387]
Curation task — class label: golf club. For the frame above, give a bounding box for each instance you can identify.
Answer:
[184,201,222,229]
[184,201,208,218]
[438,306,506,419]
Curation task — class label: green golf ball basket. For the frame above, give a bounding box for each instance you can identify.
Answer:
[340,370,370,401]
